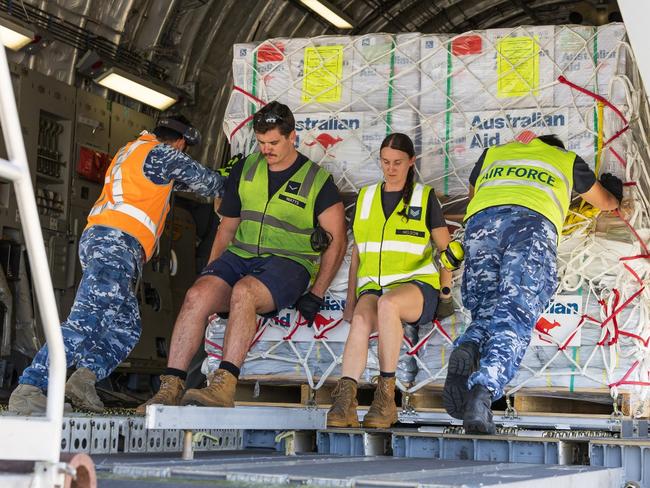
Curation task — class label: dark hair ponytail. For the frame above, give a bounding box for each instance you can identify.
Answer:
[380,133,416,220]
[397,165,415,220]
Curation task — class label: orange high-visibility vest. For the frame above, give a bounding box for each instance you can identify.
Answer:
[86,133,172,260]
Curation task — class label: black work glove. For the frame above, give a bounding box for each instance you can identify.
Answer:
[436,294,455,319]
[295,291,324,327]
[217,153,243,178]
[600,173,623,203]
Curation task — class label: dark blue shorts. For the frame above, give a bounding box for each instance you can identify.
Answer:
[359,280,439,326]
[201,250,310,312]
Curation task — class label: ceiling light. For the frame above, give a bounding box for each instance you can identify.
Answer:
[299,0,354,29]
[0,16,35,51]
[95,67,178,111]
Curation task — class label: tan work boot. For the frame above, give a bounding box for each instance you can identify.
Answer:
[8,384,72,416]
[136,375,185,415]
[327,378,360,428]
[362,376,398,428]
[8,384,47,415]
[181,369,237,407]
[65,367,104,413]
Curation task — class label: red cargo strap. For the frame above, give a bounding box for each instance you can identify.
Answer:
[229,86,267,140]
[407,320,451,356]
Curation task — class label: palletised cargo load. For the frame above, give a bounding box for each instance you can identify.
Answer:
[419,105,627,196]
[218,22,650,414]
[202,311,419,387]
[203,214,650,411]
[413,224,650,409]
[224,24,628,195]
[202,248,419,388]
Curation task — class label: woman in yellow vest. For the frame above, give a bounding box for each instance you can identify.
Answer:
[327,133,454,429]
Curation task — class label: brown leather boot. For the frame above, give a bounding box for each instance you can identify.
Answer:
[181,369,237,407]
[362,376,398,428]
[327,378,360,428]
[136,375,185,415]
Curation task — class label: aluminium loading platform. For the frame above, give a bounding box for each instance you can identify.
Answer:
[3,404,642,487]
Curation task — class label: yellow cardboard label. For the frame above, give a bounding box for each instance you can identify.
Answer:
[302,46,344,103]
[496,36,540,98]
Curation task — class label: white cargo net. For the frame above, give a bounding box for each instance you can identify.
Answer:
[210,24,650,414]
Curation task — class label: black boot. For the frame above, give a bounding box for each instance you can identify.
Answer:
[442,342,480,419]
[463,385,496,435]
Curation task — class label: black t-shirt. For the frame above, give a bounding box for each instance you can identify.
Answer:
[351,185,447,231]
[468,148,597,193]
[218,152,342,221]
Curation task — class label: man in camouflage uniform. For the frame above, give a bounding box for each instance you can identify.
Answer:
[443,133,623,434]
[8,115,226,415]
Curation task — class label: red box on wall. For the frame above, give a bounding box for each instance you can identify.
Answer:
[77,146,111,183]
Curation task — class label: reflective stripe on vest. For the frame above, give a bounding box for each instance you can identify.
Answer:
[230,239,320,263]
[86,133,172,259]
[465,139,575,236]
[88,137,164,238]
[357,240,429,255]
[88,201,158,237]
[239,210,313,235]
[357,264,439,290]
[479,178,564,218]
[228,153,331,279]
[353,182,440,296]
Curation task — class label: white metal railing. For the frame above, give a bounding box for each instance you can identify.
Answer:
[0,45,64,463]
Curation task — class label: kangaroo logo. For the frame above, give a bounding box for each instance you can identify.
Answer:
[535,317,562,344]
[305,133,343,156]
[314,315,336,329]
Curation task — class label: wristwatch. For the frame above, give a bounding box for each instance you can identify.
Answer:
[441,286,451,296]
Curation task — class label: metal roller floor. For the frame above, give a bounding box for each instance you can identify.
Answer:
[94,450,623,487]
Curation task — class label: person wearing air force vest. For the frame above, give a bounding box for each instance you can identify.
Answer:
[8,115,226,416]
[137,101,346,414]
[327,133,454,429]
[443,133,623,435]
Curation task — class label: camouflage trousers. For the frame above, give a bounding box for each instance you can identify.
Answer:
[20,226,143,391]
[456,206,558,400]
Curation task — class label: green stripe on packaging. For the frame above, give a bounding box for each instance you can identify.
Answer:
[569,287,583,392]
[444,42,452,196]
[251,48,259,120]
[569,347,578,392]
[592,28,599,167]
[386,36,396,135]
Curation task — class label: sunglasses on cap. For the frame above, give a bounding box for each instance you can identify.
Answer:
[253,107,285,125]
[158,118,202,146]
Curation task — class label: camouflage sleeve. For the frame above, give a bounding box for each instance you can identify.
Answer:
[144,144,226,197]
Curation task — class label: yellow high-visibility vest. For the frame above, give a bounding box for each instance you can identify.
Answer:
[466,138,576,236]
[353,182,440,296]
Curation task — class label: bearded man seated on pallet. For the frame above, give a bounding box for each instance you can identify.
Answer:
[137,101,347,414]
